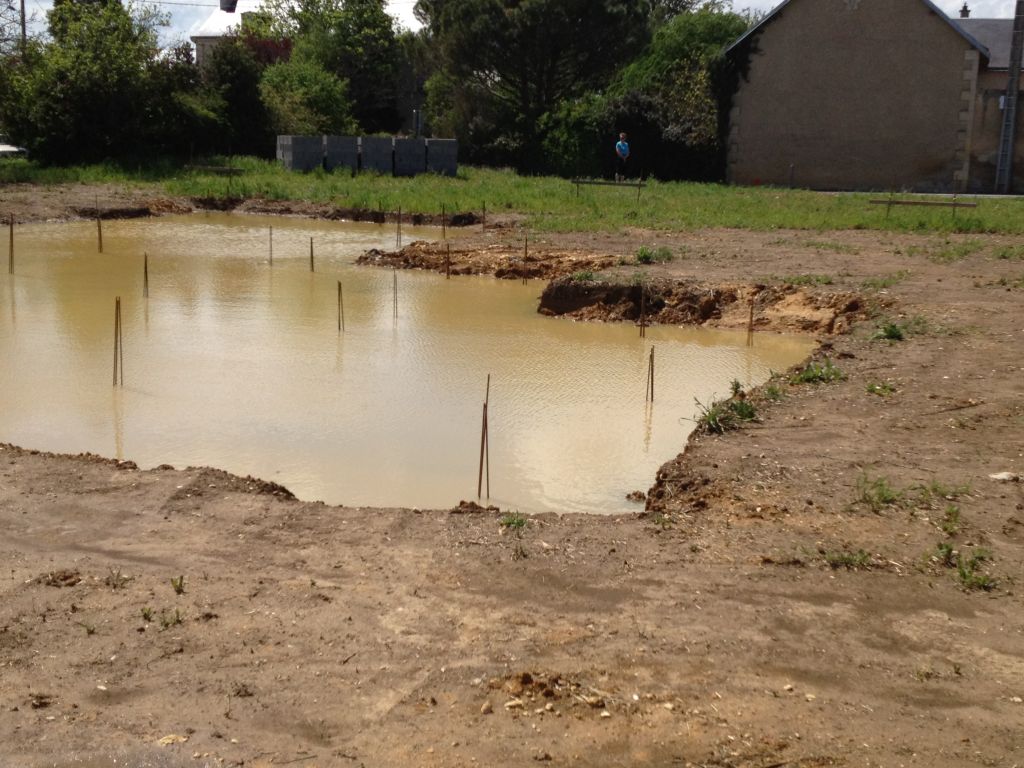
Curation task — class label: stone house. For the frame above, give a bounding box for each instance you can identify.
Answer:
[725,0,1022,193]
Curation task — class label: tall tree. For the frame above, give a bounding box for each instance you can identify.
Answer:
[3,0,164,163]
[256,0,400,132]
[419,0,649,170]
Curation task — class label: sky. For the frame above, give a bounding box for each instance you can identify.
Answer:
[20,0,1020,47]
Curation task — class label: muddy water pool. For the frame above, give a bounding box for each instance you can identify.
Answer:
[0,213,813,513]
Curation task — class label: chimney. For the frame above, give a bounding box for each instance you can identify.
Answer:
[960,3,970,18]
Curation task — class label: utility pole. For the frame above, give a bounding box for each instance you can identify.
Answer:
[19,0,25,55]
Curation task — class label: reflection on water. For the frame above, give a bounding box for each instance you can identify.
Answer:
[0,213,813,513]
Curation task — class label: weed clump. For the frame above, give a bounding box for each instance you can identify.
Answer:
[636,245,674,265]
[570,270,596,282]
[957,549,996,591]
[694,391,757,434]
[170,575,186,595]
[823,548,872,570]
[500,512,527,530]
[866,382,896,396]
[856,473,903,513]
[790,358,845,385]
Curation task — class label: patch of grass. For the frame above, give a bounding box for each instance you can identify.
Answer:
[993,275,1024,290]
[499,512,527,530]
[861,270,910,290]
[918,479,971,501]
[866,382,896,396]
[6,159,1024,234]
[777,273,835,286]
[762,383,784,401]
[872,322,905,341]
[694,396,758,434]
[803,240,860,254]
[730,379,743,396]
[636,245,674,264]
[570,270,596,282]
[935,541,957,568]
[629,270,649,287]
[790,358,845,384]
[856,473,903,513]
[140,607,154,623]
[170,575,186,596]
[104,567,132,590]
[993,244,1024,260]
[822,548,872,570]
[159,608,184,630]
[940,505,962,537]
[957,548,996,591]
[906,239,985,264]
[651,513,674,530]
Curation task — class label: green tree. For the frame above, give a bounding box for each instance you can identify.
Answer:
[607,8,748,179]
[3,0,163,163]
[418,0,649,170]
[260,54,357,135]
[202,35,274,156]
[257,0,400,132]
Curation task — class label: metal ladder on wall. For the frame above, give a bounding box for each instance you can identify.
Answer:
[995,1,1024,194]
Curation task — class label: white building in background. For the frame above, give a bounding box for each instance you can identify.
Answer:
[189,0,265,67]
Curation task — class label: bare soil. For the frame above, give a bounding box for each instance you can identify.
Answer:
[1,186,1023,768]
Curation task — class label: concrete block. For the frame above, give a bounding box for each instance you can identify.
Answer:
[277,135,323,172]
[395,138,426,176]
[325,136,359,173]
[425,139,458,177]
[361,136,394,175]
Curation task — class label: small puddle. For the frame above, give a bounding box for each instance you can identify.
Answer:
[0,213,813,513]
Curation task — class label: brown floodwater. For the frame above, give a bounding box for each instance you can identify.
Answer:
[0,213,813,513]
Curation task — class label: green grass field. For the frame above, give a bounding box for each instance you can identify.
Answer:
[2,156,1022,234]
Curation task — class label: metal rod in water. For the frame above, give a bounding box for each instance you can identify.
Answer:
[310,237,315,272]
[446,243,451,279]
[441,204,446,239]
[477,373,491,499]
[118,299,124,386]
[7,213,12,275]
[337,280,345,332]
[485,374,490,498]
[143,252,149,298]
[112,297,124,386]
[269,226,273,265]
[392,268,398,320]
[646,346,655,403]
[396,206,402,249]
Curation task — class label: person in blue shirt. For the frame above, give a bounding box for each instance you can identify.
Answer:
[615,132,630,182]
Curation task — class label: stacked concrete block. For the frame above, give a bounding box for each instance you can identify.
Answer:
[324,136,359,173]
[277,135,323,172]
[426,139,459,176]
[360,137,394,174]
[394,138,427,176]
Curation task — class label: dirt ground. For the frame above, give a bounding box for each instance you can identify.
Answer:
[1,186,1023,768]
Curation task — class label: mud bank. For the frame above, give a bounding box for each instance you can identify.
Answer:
[539,276,866,335]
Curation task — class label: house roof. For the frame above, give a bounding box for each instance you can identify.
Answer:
[726,0,991,63]
[189,0,264,39]
[955,18,1014,68]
